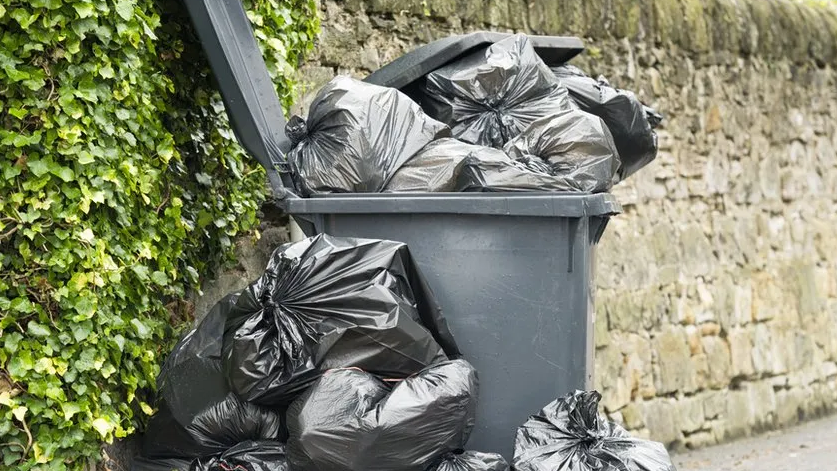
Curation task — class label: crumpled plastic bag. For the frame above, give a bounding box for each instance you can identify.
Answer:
[429,451,510,471]
[190,440,290,471]
[287,75,449,195]
[385,138,591,193]
[222,234,460,406]
[422,34,575,148]
[287,360,478,471]
[513,390,677,471]
[552,65,661,182]
[141,295,284,460]
[384,138,474,192]
[131,456,191,471]
[503,110,620,193]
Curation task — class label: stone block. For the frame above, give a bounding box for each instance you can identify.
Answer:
[692,353,710,391]
[702,390,727,420]
[728,328,755,378]
[721,389,753,440]
[359,45,381,71]
[619,333,654,401]
[653,326,696,394]
[775,388,804,427]
[821,361,837,380]
[701,336,732,388]
[596,343,632,412]
[751,272,780,321]
[686,325,702,355]
[684,430,717,449]
[621,402,645,430]
[594,308,610,348]
[732,279,753,327]
[642,399,682,447]
[677,396,706,433]
[679,224,715,278]
[746,381,776,429]
[751,323,786,375]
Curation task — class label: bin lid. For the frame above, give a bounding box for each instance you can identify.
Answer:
[364,32,585,90]
[283,192,620,218]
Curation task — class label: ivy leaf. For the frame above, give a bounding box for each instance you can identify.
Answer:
[72,3,95,18]
[4,332,23,352]
[131,265,149,281]
[61,403,82,421]
[12,406,27,422]
[3,164,22,179]
[51,166,75,182]
[99,64,115,79]
[78,228,95,243]
[11,9,39,29]
[71,322,93,342]
[74,349,96,372]
[10,297,33,313]
[73,296,96,319]
[195,173,212,186]
[130,319,151,339]
[77,150,95,164]
[75,77,98,103]
[115,0,134,21]
[150,271,167,286]
[7,352,34,378]
[27,321,51,337]
[0,5,5,19]
[91,418,113,439]
[27,159,50,177]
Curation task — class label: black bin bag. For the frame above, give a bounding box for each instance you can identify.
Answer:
[503,110,620,193]
[385,138,592,193]
[422,34,575,148]
[287,359,478,471]
[287,75,449,195]
[552,65,661,182]
[430,451,510,471]
[191,441,290,471]
[513,390,677,471]
[222,234,461,406]
[140,294,284,460]
[131,457,191,471]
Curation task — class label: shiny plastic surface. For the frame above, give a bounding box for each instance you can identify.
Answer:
[287,360,478,471]
[503,110,620,193]
[552,65,661,182]
[287,76,449,195]
[422,34,575,148]
[190,441,290,471]
[222,234,460,405]
[141,294,283,460]
[430,451,510,471]
[513,391,677,471]
[131,457,191,471]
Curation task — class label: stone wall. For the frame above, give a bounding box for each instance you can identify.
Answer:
[261,0,837,451]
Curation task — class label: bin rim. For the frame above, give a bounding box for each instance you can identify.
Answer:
[282,192,621,218]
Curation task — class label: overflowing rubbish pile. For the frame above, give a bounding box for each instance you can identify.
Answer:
[135,30,671,471]
[134,236,675,471]
[286,33,660,196]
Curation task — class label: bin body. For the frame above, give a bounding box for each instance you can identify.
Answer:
[286,193,619,459]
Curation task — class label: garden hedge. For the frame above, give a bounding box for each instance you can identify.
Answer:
[0,0,318,469]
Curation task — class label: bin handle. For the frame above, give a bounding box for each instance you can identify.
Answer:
[182,0,299,200]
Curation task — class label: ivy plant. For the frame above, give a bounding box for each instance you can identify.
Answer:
[0,0,319,469]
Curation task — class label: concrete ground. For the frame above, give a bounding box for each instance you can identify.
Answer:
[673,415,837,471]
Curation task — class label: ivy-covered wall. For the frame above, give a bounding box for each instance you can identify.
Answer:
[0,1,318,469]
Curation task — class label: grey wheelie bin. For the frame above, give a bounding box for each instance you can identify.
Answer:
[183,0,621,459]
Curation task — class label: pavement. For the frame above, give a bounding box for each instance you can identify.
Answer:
[673,415,837,471]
